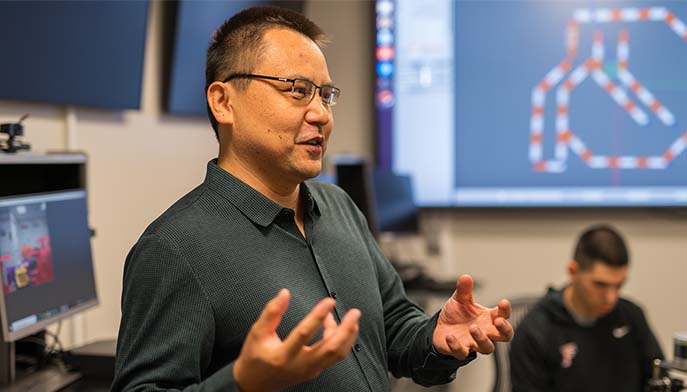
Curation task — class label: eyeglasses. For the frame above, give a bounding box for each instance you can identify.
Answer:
[223,73,341,106]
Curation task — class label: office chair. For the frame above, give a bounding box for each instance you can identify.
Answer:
[491,296,540,392]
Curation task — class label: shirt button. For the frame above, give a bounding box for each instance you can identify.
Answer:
[330,291,337,299]
[354,343,362,352]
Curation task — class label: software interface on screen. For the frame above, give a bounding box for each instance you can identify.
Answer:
[376,0,687,206]
[0,191,97,341]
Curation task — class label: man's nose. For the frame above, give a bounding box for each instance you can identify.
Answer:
[305,95,331,127]
[605,288,619,304]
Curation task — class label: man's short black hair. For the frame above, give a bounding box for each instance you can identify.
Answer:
[205,5,328,141]
[573,224,629,270]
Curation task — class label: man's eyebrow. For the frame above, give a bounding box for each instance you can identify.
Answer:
[591,279,625,286]
[290,74,336,86]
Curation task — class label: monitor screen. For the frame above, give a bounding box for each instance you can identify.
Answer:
[0,1,148,110]
[0,190,97,342]
[375,0,687,207]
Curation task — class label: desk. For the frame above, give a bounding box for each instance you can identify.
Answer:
[60,377,111,392]
[0,339,115,392]
[0,366,109,392]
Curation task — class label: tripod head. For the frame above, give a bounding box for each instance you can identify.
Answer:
[1,114,31,153]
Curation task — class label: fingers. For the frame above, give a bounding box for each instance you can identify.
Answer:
[445,325,495,359]
[323,312,337,340]
[451,274,474,303]
[490,299,512,320]
[445,334,471,360]
[469,325,495,354]
[311,308,361,368]
[283,297,336,357]
[252,289,290,338]
[490,317,514,342]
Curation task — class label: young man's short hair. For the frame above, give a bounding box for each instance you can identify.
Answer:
[205,5,328,140]
[573,224,629,270]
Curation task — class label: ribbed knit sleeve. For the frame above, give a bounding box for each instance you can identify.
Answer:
[111,233,238,392]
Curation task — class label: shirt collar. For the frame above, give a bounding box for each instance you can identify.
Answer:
[204,159,320,226]
[300,181,321,218]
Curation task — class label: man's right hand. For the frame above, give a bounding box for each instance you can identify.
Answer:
[233,289,361,392]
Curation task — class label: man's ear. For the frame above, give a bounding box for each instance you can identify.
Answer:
[207,81,234,126]
[567,260,579,278]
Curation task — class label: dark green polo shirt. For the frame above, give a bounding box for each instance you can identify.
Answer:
[112,160,470,392]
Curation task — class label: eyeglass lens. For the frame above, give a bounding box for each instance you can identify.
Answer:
[292,80,338,105]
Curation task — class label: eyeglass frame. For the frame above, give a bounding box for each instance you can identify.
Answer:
[222,73,341,106]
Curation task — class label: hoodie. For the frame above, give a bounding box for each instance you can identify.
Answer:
[510,287,663,392]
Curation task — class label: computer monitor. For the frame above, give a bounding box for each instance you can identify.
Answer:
[0,190,98,342]
[371,168,419,234]
[335,161,378,235]
[376,0,687,207]
[335,161,420,236]
[0,1,148,109]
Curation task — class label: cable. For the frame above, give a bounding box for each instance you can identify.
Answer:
[43,326,71,372]
[44,322,63,354]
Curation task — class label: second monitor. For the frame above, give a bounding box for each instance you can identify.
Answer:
[0,189,98,343]
[335,161,419,237]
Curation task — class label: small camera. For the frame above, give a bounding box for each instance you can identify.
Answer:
[1,114,31,153]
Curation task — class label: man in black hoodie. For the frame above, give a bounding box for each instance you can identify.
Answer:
[510,224,663,392]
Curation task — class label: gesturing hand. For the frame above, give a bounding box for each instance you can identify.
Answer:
[432,275,513,359]
[233,289,361,392]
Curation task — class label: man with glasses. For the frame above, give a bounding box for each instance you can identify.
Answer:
[112,6,513,392]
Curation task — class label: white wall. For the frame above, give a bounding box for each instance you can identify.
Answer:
[1,2,685,391]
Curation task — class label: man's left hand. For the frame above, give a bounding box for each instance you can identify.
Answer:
[432,274,513,359]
